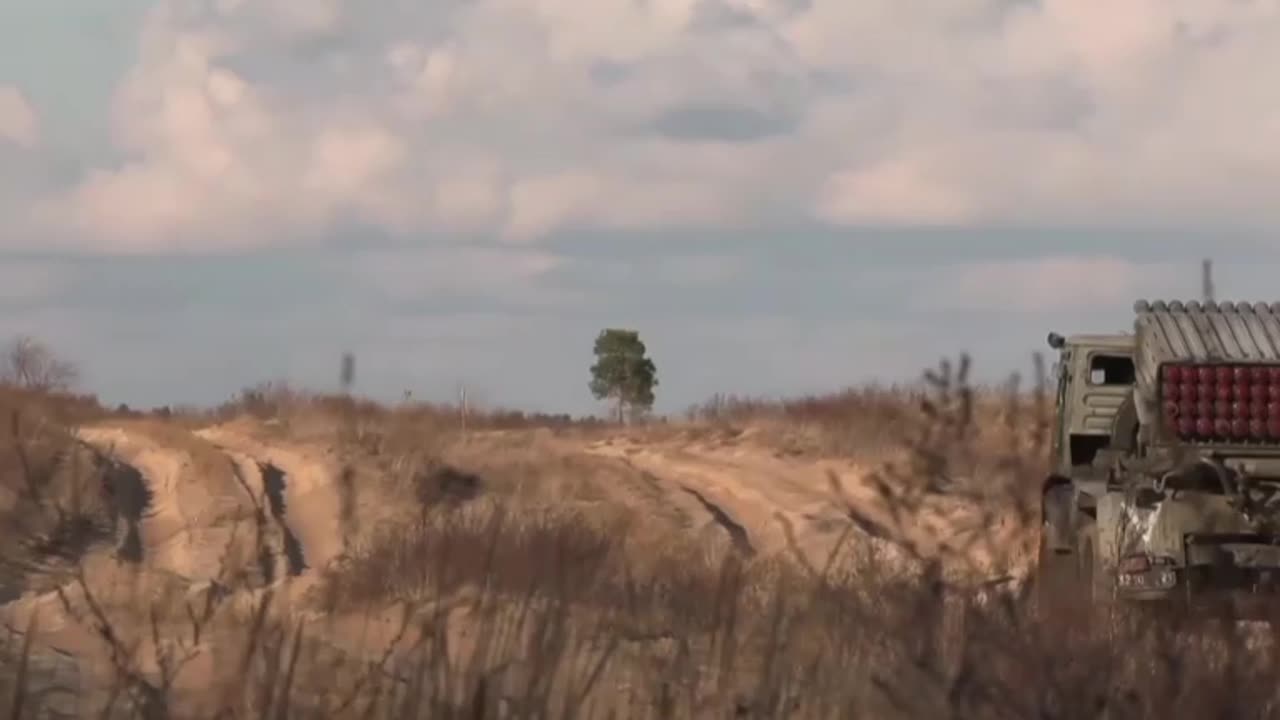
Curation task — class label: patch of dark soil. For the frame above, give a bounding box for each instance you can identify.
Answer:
[415,465,484,508]
[339,464,357,542]
[681,486,755,557]
[0,562,23,604]
[225,456,277,585]
[258,539,276,584]
[98,458,152,564]
[259,462,307,576]
[27,513,113,563]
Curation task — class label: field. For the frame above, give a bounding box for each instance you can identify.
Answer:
[1,355,1279,718]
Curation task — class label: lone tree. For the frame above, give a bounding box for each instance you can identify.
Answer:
[589,328,658,423]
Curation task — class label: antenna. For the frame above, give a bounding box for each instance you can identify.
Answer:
[459,382,469,439]
[340,352,355,394]
[1202,258,1214,304]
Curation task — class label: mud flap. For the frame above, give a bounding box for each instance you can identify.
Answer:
[1077,521,1108,612]
[1035,495,1086,625]
[1042,484,1074,553]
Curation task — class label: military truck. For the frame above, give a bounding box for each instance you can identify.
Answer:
[1037,299,1280,623]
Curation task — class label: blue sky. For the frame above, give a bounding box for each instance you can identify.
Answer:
[1,0,1279,415]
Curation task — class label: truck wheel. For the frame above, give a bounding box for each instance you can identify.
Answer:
[1034,484,1076,622]
[1034,526,1076,622]
[1075,517,1113,635]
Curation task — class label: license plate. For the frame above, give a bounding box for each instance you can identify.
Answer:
[1118,570,1177,589]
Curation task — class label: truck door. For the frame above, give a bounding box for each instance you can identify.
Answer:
[1069,350,1135,466]
[1052,352,1071,470]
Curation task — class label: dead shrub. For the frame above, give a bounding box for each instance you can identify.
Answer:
[5,353,1280,718]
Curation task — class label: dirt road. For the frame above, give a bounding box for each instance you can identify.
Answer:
[574,433,1028,582]
[582,436,864,564]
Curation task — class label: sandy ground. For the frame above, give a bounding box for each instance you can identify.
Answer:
[582,435,869,563]
[575,432,1028,580]
[0,417,1031,713]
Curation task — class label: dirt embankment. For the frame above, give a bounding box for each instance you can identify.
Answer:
[0,416,1033,714]
[0,418,416,708]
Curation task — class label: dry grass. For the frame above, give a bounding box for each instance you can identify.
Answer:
[1,353,1279,718]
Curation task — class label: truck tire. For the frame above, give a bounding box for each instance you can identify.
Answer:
[1034,522,1076,622]
[1034,527,1064,617]
[1034,484,1079,623]
[1076,517,1114,636]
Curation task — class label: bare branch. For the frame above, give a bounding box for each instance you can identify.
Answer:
[3,336,78,392]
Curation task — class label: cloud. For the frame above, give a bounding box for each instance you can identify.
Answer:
[5,0,1280,255]
[0,86,38,148]
[818,152,981,226]
[655,254,745,287]
[916,255,1183,313]
[350,246,577,305]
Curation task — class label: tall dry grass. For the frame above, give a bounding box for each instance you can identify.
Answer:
[0,354,1278,718]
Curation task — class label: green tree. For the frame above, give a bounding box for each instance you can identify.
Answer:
[589,328,658,423]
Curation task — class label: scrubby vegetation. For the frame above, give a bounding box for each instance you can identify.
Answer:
[0,342,1278,718]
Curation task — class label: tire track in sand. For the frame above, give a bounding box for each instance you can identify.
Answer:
[565,438,755,555]
[74,424,257,581]
[194,426,348,581]
[585,439,876,567]
[217,448,307,583]
[598,439,1039,582]
[585,441,786,559]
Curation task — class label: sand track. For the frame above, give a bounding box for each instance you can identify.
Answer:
[576,435,1033,582]
[0,419,390,709]
[28,420,1019,592]
[6,418,407,596]
[194,425,348,581]
[218,448,307,582]
[582,438,865,567]
[73,424,257,582]
[65,421,355,589]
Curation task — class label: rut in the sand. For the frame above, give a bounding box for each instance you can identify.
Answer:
[681,485,755,556]
[99,456,153,564]
[259,462,308,576]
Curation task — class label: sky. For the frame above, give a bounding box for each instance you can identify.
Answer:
[1,0,1280,415]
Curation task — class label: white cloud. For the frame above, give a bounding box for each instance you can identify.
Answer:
[11,0,1280,253]
[0,86,38,148]
[818,152,981,226]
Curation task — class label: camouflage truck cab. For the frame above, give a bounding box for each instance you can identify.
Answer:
[1039,300,1280,622]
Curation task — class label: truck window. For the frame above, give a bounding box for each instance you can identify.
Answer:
[1089,354,1135,385]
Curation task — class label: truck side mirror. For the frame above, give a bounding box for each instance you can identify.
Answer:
[1047,332,1066,350]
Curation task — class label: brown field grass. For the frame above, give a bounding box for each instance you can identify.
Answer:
[0,354,1278,718]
